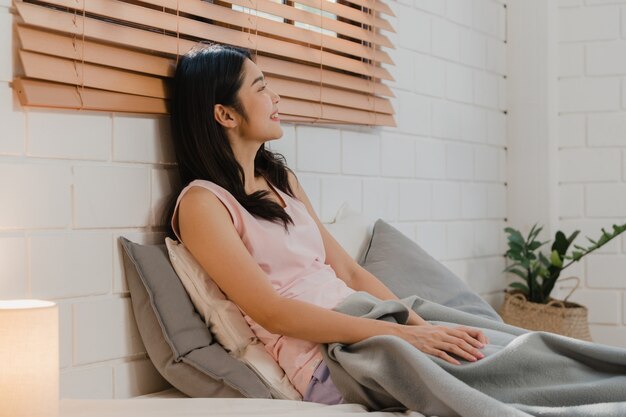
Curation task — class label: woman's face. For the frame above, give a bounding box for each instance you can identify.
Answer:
[234,58,282,143]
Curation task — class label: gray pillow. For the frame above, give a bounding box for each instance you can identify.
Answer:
[119,237,272,398]
[360,220,502,321]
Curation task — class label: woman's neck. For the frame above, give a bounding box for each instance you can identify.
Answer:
[229,137,263,193]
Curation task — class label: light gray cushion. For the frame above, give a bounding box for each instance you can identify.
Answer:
[360,220,502,321]
[119,237,272,398]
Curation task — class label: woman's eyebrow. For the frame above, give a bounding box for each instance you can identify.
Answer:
[251,75,265,86]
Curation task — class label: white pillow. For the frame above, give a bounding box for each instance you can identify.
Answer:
[165,238,302,400]
[324,203,373,262]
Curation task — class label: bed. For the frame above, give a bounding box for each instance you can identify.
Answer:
[59,388,428,417]
[117,204,505,417]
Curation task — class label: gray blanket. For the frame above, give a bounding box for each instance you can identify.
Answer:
[321,292,626,417]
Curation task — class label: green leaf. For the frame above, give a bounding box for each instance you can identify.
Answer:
[567,230,580,245]
[509,282,529,294]
[506,268,529,281]
[504,228,525,246]
[538,252,551,267]
[528,241,545,251]
[550,249,563,268]
[551,231,569,256]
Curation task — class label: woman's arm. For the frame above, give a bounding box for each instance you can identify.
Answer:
[179,185,485,364]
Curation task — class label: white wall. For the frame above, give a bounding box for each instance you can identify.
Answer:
[556,0,626,347]
[0,0,508,398]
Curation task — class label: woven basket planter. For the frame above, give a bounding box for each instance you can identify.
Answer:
[499,290,592,341]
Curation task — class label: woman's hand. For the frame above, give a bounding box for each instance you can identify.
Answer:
[395,324,487,365]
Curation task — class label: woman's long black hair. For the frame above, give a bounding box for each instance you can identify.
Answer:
[165,43,295,237]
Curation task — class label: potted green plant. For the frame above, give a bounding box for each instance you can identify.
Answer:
[499,223,626,340]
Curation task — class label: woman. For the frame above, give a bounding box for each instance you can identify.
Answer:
[166,43,487,405]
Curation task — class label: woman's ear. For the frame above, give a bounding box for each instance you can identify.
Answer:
[214,104,239,128]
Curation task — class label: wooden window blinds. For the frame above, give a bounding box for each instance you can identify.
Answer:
[12,0,395,126]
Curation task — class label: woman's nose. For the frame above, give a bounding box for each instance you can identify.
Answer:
[271,88,280,103]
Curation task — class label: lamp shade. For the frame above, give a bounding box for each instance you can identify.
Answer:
[0,300,59,417]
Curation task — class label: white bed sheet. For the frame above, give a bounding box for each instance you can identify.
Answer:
[60,398,429,417]
[61,388,430,417]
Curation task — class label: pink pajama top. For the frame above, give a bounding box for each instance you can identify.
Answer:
[171,179,355,395]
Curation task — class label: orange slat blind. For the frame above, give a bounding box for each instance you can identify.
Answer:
[13,0,395,126]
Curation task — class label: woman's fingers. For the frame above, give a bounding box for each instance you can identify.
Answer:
[441,335,484,361]
[404,324,488,365]
[457,326,490,345]
[447,328,484,349]
[427,347,461,365]
[439,342,480,362]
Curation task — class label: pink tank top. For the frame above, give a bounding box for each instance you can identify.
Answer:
[171,179,355,395]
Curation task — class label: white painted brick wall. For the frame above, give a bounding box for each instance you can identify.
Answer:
[560,148,622,182]
[73,165,151,228]
[0,162,72,229]
[398,181,431,221]
[560,6,620,42]
[61,366,113,399]
[586,255,626,288]
[432,17,461,61]
[446,63,474,103]
[113,115,175,164]
[559,77,621,113]
[587,42,626,75]
[341,130,380,176]
[151,167,180,226]
[0,235,27,298]
[446,142,474,179]
[0,10,12,83]
[560,44,584,77]
[73,298,144,365]
[414,53,445,97]
[462,183,488,219]
[559,0,626,347]
[381,132,415,177]
[415,222,446,260]
[0,0,509,398]
[559,184,584,218]
[558,114,585,148]
[295,126,340,173]
[28,111,111,160]
[460,29,487,70]
[432,99,463,139]
[394,90,430,136]
[588,112,626,146]
[319,176,362,222]
[362,179,398,221]
[586,184,626,217]
[415,138,446,179]
[29,232,112,299]
[461,106,488,143]
[432,182,462,220]
[0,84,24,155]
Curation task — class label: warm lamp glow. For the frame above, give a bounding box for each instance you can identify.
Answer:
[0,299,59,417]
